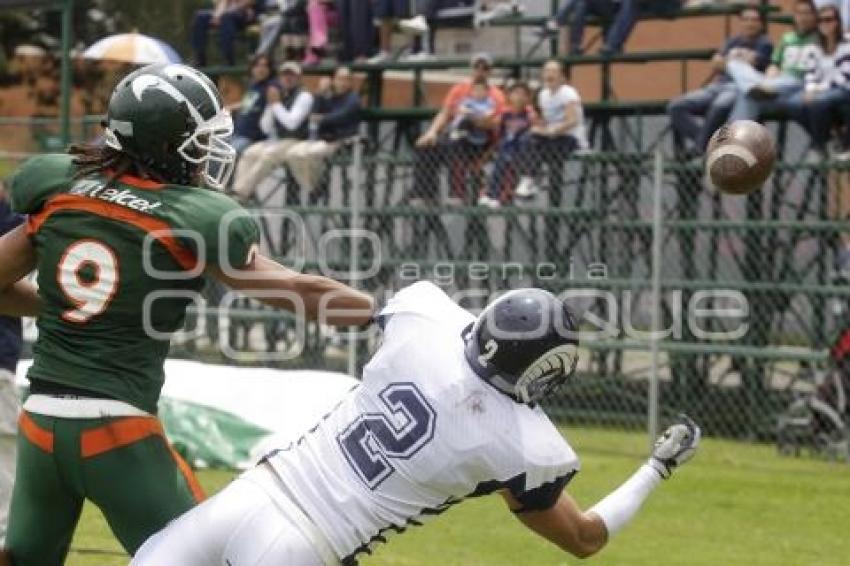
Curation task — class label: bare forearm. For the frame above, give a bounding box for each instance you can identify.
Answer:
[507,492,607,559]
[0,280,41,317]
[210,255,374,326]
[427,109,450,137]
[0,225,38,317]
[287,274,374,325]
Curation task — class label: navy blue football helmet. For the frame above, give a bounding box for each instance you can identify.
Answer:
[463,289,579,404]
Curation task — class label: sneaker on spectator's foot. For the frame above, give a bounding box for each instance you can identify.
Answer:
[367,51,391,64]
[599,44,619,57]
[535,19,559,38]
[475,1,521,27]
[401,50,436,62]
[515,176,539,198]
[399,15,429,36]
[478,195,501,209]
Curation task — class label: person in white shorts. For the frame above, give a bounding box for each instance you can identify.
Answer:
[133,282,701,565]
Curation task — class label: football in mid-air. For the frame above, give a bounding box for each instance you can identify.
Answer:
[705,120,776,195]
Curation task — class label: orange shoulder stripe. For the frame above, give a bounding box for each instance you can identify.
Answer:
[27,193,197,271]
[19,411,54,454]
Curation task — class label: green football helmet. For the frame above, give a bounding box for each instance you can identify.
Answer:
[103,63,235,190]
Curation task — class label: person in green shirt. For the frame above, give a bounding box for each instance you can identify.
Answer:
[0,62,374,566]
[726,0,822,122]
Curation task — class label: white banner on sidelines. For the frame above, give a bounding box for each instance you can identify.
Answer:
[16,359,358,470]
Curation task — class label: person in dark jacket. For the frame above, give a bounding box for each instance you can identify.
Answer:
[230,53,275,154]
[0,179,22,545]
[231,61,314,202]
[285,66,361,196]
[667,5,773,154]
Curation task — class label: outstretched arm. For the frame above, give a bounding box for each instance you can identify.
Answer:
[0,224,40,317]
[504,415,700,559]
[208,253,374,326]
[503,490,607,559]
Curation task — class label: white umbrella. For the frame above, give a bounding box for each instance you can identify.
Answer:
[83,32,182,65]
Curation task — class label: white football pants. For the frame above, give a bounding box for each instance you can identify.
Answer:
[132,464,339,566]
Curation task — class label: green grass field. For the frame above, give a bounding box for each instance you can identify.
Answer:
[67,427,848,566]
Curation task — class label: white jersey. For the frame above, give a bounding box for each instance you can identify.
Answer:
[265,282,580,564]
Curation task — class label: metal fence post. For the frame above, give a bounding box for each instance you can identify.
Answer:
[648,150,664,445]
[347,130,365,378]
[60,0,74,146]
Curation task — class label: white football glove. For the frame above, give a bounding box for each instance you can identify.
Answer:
[648,414,701,479]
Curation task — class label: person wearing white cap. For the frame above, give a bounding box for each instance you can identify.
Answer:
[231,61,314,203]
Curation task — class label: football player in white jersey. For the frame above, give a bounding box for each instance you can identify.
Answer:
[132,282,700,565]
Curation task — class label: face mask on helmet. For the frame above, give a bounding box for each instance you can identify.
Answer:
[513,344,579,403]
[177,110,236,190]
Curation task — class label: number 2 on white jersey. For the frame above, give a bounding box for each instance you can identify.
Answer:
[58,239,119,323]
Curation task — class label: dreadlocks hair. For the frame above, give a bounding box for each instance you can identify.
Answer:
[68,141,161,183]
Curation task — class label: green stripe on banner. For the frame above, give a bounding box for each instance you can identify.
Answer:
[159,397,272,470]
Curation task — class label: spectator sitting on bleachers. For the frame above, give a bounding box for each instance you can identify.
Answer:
[231,61,313,202]
[726,0,822,123]
[785,3,850,153]
[515,59,587,198]
[285,66,361,201]
[412,52,506,205]
[230,53,275,154]
[479,82,538,209]
[667,5,772,156]
[191,0,264,67]
[337,0,376,62]
[540,0,681,56]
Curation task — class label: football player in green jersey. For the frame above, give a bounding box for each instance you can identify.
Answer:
[0,63,373,565]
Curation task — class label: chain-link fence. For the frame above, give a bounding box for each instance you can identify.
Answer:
[180,135,850,450]
[7,119,849,450]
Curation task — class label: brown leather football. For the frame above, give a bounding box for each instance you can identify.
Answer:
[705,120,776,195]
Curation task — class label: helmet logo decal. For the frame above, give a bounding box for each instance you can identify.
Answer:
[130,74,204,125]
[478,339,498,366]
[162,63,221,113]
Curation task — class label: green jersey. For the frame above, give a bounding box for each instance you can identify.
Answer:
[9,153,260,413]
[771,30,822,79]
